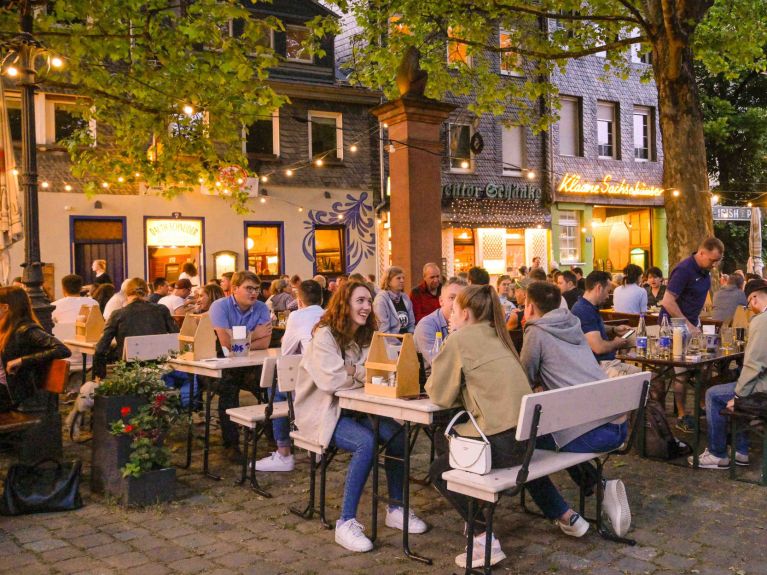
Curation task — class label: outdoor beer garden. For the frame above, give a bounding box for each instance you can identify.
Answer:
[2,1,767,575]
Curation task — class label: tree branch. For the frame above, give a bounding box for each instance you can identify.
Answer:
[42,79,167,114]
[487,0,641,24]
[614,0,652,34]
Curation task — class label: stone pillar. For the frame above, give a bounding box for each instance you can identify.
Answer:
[372,96,455,292]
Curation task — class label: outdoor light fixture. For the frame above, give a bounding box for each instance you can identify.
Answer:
[323,191,331,199]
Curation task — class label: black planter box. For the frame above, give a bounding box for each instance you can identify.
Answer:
[121,467,176,507]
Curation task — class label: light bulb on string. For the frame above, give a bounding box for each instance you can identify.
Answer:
[526,170,536,180]
[260,197,267,204]
[315,158,324,167]
[134,172,141,178]
[51,57,63,68]
[748,202,753,207]
[298,206,304,212]
[182,105,195,116]
[11,168,18,176]
[672,190,680,197]
[41,181,49,189]
[350,144,358,153]
[64,184,72,191]
[460,160,469,169]
[102,182,110,189]
[117,176,125,183]
[285,169,293,177]
[261,176,268,183]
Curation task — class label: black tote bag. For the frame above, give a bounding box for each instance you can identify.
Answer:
[0,459,83,516]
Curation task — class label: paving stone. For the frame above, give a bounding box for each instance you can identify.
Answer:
[12,526,51,543]
[167,557,215,574]
[69,532,115,549]
[85,541,133,558]
[143,544,194,563]
[102,550,151,569]
[614,556,658,574]
[39,545,83,563]
[23,537,69,552]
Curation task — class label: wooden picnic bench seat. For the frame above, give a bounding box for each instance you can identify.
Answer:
[443,372,650,575]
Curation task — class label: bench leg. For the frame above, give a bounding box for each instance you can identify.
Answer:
[290,452,317,520]
[595,459,635,545]
[248,427,272,498]
[482,504,496,575]
[319,452,333,529]
[729,416,738,481]
[236,427,249,486]
[465,497,476,575]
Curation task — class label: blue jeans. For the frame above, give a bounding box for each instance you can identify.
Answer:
[268,388,290,449]
[162,370,197,409]
[526,421,628,519]
[706,382,748,458]
[331,415,404,522]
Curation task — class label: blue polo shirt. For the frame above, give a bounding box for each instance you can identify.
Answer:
[208,295,271,332]
[571,296,614,362]
[659,254,711,325]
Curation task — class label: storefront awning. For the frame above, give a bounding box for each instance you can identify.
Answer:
[442,198,551,229]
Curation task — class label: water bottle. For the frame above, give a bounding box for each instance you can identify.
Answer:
[659,316,672,359]
[636,314,648,357]
[430,331,444,358]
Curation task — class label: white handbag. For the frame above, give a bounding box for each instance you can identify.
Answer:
[444,410,492,475]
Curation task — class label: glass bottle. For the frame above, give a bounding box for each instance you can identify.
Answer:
[659,316,672,359]
[636,314,648,357]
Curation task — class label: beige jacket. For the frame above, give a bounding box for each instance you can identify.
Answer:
[425,322,530,437]
[736,311,767,397]
[293,326,368,448]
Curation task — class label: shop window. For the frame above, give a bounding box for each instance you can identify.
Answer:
[597,101,617,159]
[309,111,342,160]
[286,25,312,62]
[559,96,581,157]
[448,123,473,172]
[246,223,282,278]
[145,217,204,284]
[447,27,471,67]
[244,111,279,158]
[499,30,523,76]
[633,106,653,161]
[558,211,580,264]
[314,226,346,275]
[453,228,475,274]
[502,124,525,176]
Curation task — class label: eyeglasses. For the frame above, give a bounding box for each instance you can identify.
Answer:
[238,285,259,293]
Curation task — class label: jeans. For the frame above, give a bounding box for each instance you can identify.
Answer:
[162,370,198,409]
[331,415,404,522]
[216,367,260,448]
[268,387,290,449]
[706,382,748,458]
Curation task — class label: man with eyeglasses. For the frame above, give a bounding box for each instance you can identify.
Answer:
[659,236,725,432]
[208,270,273,462]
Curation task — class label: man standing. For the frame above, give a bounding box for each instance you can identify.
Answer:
[51,274,99,323]
[158,278,192,315]
[148,277,169,304]
[692,279,767,468]
[208,271,273,461]
[414,277,466,371]
[556,270,582,310]
[571,271,638,378]
[410,262,442,323]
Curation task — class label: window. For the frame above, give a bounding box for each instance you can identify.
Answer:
[453,228,476,274]
[502,124,525,175]
[448,123,473,172]
[558,211,580,264]
[559,97,581,157]
[633,106,653,161]
[46,101,87,144]
[286,25,312,62]
[308,111,342,160]
[630,33,652,64]
[314,226,345,274]
[447,27,471,66]
[499,30,523,76]
[246,223,282,278]
[244,110,279,157]
[5,98,21,142]
[597,101,617,159]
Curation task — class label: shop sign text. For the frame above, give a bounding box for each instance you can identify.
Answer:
[441,182,542,201]
[557,173,663,198]
[146,218,203,247]
[712,206,753,221]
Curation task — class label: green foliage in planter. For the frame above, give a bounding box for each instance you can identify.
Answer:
[96,360,171,399]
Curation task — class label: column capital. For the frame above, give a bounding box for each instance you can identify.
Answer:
[371,95,456,127]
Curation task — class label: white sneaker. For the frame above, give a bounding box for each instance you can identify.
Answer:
[385,506,428,534]
[254,452,294,472]
[689,448,729,469]
[335,518,373,553]
[602,479,631,537]
[454,533,506,569]
[557,512,589,537]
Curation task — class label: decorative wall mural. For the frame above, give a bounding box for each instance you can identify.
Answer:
[302,192,375,272]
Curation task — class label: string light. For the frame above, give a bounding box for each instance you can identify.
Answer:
[261,175,268,183]
[64,184,72,191]
[51,57,63,68]
[182,105,195,116]
[11,168,18,176]
[315,159,324,167]
[117,176,125,183]
[338,214,344,220]
[134,172,141,178]
[41,181,49,188]
[260,196,267,204]
[672,190,680,197]
[526,170,536,180]
[198,177,205,184]
[101,182,109,189]
[236,178,244,185]
[748,201,753,207]
[350,144,358,153]
[298,206,304,212]
[285,169,293,177]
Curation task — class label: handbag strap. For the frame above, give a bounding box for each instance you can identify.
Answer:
[443,410,490,445]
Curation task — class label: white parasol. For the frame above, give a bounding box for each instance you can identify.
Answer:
[0,80,23,285]
[748,205,763,277]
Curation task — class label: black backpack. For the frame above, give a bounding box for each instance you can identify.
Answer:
[641,399,692,460]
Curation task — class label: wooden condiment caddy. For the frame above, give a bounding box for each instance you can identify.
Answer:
[74,305,104,342]
[364,332,419,398]
[178,314,217,360]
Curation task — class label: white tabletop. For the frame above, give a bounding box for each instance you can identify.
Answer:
[63,339,97,354]
[169,348,280,378]
[335,387,446,425]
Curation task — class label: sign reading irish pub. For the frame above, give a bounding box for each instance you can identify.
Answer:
[558,173,663,198]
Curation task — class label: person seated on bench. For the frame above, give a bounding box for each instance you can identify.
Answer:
[426,284,534,569]
[0,286,71,412]
[693,278,767,469]
[254,279,324,472]
[520,281,632,537]
[293,280,427,553]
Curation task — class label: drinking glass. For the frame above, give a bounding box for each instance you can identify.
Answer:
[720,327,734,354]
[735,327,747,351]
[647,336,658,358]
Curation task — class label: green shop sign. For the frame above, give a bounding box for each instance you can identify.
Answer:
[441,182,542,201]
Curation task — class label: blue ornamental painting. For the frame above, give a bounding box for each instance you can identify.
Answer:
[302,192,375,273]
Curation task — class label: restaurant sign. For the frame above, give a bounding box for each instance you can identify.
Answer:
[712,206,753,221]
[558,173,663,198]
[146,218,203,247]
[442,182,542,201]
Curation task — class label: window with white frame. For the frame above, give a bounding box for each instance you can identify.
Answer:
[448,123,473,172]
[499,30,523,76]
[308,111,342,160]
[559,96,581,156]
[244,110,279,157]
[633,106,652,161]
[502,124,525,175]
[45,100,87,144]
[597,101,617,159]
[558,211,580,263]
[286,25,312,62]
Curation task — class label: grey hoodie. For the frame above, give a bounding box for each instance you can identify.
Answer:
[520,308,612,447]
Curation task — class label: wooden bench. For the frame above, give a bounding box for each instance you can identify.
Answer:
[443,372,650,575]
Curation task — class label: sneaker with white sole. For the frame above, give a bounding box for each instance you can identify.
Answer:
[602,479,631,537]
[253,452,294,472]
[455,533,506,569]
[715,451,750,467]
[688,448,729,469]
[335,518,373,553]
[384,506,428,534]
[557,512,589,537]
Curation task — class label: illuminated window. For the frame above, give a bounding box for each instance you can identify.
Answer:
[633,106,653,161]
[447,27,471,66]
[246,224,281,278]
[453,228,476,273]
[559,96,581,157]
[558,211,580,263]
[314,226,345,274]
[448,123,473,172]
[499,30,523,76]
[286,25,312,62]
[597,101,617,159]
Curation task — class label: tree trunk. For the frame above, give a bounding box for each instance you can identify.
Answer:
[652,40,713,268]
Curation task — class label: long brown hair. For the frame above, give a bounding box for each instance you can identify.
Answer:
[315,280,377,350]
[455,284,518,357]
[0,286,40,350]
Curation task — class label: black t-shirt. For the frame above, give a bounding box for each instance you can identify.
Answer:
[94,273,113,286]
[392,297,409,333]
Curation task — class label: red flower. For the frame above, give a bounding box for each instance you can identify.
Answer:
[154,394,167,406]
[124,424,134,433]
[120,407,131,417]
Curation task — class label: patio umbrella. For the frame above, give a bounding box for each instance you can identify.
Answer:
[0,80,23,285]
[748,205,763,277]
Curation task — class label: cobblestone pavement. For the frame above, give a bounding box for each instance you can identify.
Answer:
[1,400,766,575]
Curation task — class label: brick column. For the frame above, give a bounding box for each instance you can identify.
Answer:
[372,96,455,292]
